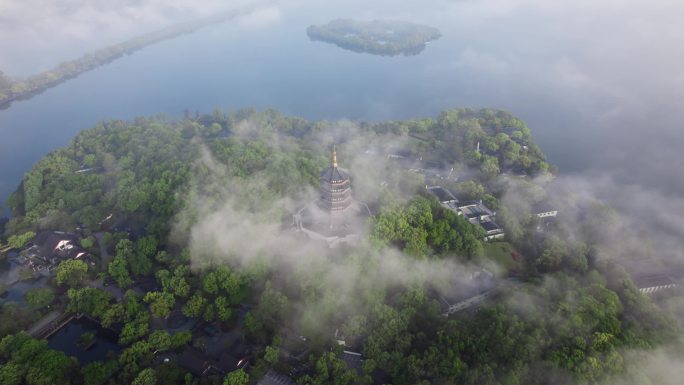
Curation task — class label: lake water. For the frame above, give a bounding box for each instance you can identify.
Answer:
[0,2,641,210]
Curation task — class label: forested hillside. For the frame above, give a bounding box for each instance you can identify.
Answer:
[0,108,678,385]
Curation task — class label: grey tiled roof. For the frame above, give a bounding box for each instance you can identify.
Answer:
[320,166,349,182]
[257,370,294,385]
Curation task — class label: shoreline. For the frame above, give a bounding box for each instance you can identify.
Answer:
[0,7,256,111]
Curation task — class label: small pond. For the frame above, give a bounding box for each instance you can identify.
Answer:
[47,317,121,365]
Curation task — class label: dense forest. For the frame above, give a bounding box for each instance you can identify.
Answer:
[0,108,680,385]
[307,19,441,56]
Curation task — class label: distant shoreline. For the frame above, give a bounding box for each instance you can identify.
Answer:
[0,8,252,111]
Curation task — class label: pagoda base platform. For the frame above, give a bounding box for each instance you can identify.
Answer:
[293,200,371,248]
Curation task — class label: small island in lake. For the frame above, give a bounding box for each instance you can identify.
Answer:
[306,19,441,56]
[77,331,96,350]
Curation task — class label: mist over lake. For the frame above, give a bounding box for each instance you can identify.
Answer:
[1,0,683,206]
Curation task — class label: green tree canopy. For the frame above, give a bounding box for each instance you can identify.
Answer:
[6,231,35,249]
[0,333,79,385]
[55,259,88,287]
[81,360,117,385]
[223,369,249,385]
[66,288,112,319]
[131,368,156,385]
[182,292,207,318]
[108,256,132,288]
[24,288,55,309]
[147,330,172,353]
[371,197,484,258]
[143,291,175,319]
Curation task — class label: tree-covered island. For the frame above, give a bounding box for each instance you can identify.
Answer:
[0,108,681,385]
[306,19,441,56]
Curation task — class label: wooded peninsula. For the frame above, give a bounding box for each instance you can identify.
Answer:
[307,19,441,56]
[0,108,679,385]
[0,10,245,110]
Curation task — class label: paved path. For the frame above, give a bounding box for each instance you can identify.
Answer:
[26,310,62,337]
[442,279,519,316]
[443,291,492,316]
[94,232,110,269]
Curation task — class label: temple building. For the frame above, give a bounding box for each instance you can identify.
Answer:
[319,147,353,211]
[293,145,371,247]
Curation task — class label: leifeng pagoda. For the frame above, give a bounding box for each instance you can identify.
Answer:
[318,145,353,211]
[293,145,371,247]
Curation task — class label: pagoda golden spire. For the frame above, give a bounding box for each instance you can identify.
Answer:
[332,144,338,168]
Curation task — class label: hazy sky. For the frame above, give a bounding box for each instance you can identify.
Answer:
[0,0,251,74]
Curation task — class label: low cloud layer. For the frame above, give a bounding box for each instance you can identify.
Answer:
[171,129,486,335]
[498,171,684,385]
[168,118,684,384]
[505,172,684,267]
[604,340,684,385]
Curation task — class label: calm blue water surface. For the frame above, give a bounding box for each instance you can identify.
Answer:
[0,7,587,210]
